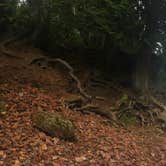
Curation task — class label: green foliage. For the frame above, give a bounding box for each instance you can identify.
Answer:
[119,113,138,125]
[0,0,18,32]
[73,0,143,52]
[4,1,166,69]
[5,0,144,53]
[3,2,166,70]
[0,101,6,116]
[121,94,128,103]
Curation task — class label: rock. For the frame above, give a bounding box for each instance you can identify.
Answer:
[32,111,76,141]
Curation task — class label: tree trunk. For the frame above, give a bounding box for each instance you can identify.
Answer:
[134,48,152,93]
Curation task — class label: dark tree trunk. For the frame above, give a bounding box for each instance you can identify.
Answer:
[134,47,152,93]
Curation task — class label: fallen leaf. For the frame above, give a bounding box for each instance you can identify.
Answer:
[75,156,86,162]
[18,92,24,97]
[53,162,60,166]
[40,143,47,151]
[14,160,20,166]
[52,138,59,144]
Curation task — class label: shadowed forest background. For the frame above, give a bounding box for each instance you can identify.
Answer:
[1,0,166,91]
[1,0,166,90]
[0,0,166,165]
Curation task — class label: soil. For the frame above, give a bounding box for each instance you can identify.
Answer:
[0,45,165,166]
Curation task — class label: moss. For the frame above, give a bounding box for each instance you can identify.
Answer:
[0,91,2,98]
[0,101,6,116]
[119,113,138,126]
[32,111,76,141]
[31,81,41,89]
[121,94,128,103]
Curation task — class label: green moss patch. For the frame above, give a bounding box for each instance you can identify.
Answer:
[119,113,138,126]
[0,101,6,116]
[32,111,76,141]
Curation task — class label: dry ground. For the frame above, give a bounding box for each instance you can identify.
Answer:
[0,46,166,166]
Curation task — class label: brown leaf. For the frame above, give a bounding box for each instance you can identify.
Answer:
[14,160,20,166]
[0,150,6,159]
[53,162,60,166]
[75,156,87,162]
[40,143,47,151]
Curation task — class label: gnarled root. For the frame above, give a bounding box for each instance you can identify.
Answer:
[30,57,92,101]
[0,36,22,58]
[149,95,166,112]
[54,58,92,100]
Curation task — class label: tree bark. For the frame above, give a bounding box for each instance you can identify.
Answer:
[134,47,152,93]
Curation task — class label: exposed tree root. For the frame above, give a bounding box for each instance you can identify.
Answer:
[149,95,166,112]
[74,104,123,127]
[76,104,112,118]
[54,58,92,100]
[114,95,159,126]
[30,57,92,100]
[1,36,92,102]
[60,73,165,127]
[0,36,22,58]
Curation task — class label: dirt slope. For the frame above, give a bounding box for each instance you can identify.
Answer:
[0,46,166,166]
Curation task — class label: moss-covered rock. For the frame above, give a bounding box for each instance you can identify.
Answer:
[32,111,76,141]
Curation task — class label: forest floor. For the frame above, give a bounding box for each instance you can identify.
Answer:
[0,45,166,166]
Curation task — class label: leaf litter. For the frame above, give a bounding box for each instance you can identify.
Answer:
[0,48,165,166]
